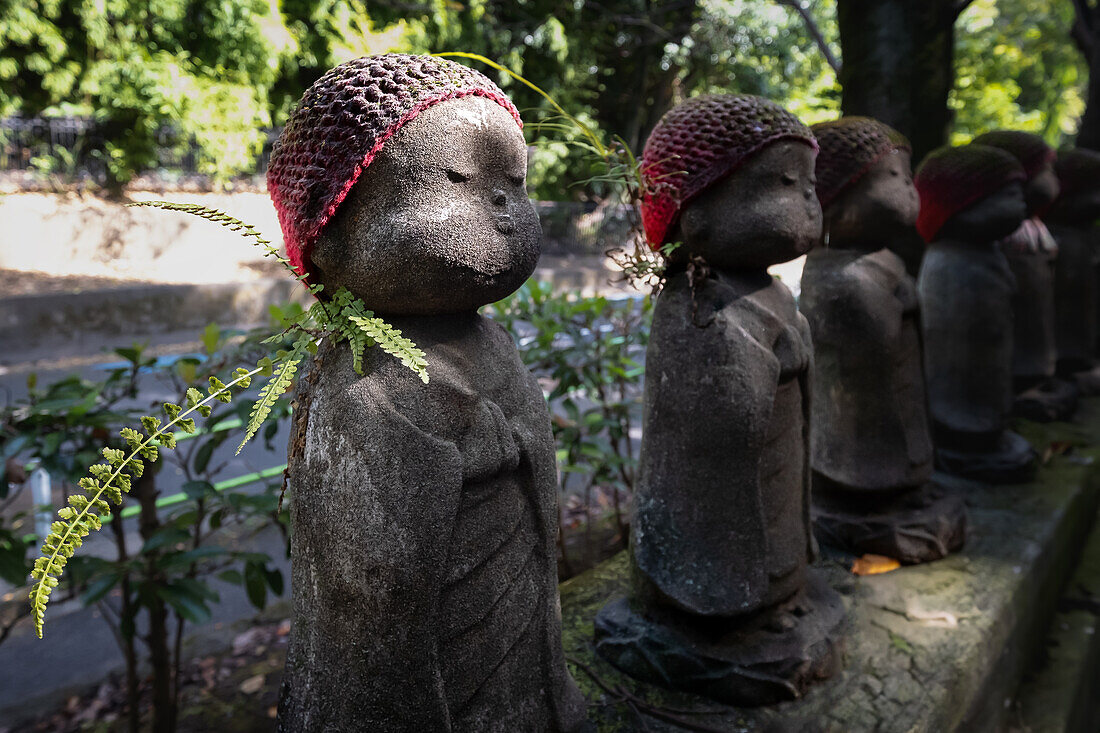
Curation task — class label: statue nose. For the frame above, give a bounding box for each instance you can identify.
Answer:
[492,189,507,207]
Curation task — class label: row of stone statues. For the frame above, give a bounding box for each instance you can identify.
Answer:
[264,55,1100,730]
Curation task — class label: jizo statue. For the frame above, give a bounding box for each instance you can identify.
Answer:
[593,94,845,706]
[267,55,585,732]
[915,144,1038,484]
[799,117,966,564]
[1048,148,1100,392]
[972,131,1077,421]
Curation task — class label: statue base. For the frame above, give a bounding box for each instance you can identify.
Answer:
[811,480,967,564]
[933,428,1037,484]
[592,572,845,707]
[1013,376,1079,422]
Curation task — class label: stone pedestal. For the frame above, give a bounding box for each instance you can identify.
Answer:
[811,479,966,565]
[561,400,1100,732]
[593,573,844,707]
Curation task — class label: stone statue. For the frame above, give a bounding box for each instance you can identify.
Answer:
[915,144,1037,484]
[594,95,845,706]
[266,55,586,732]
[799,117,966,564]
[972,131,1077,421]
[1048,148,1100,392]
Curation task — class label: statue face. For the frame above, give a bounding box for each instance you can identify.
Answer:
[677,141,822,269]
[311,95,540,314]
[1025,162,1060,217]
[937,181,1028,242]
[823,149,919,249]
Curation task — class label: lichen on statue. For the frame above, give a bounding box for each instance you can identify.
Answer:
[594,94,845,707]
[267,54,585,733]
[915,143,1038,484]
[972,130,1077,421]
[798,116,966,564]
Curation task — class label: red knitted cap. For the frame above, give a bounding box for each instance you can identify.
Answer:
[1054,148,1100,199]
[639,94,818,248]
[267,54,522,285]
[811,117,911,208]
[972,130,1055,178]
[913,144,1026,242]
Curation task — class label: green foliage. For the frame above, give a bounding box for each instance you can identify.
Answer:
[24,202,428,636]
[953,0,1086,145]
[28,366,258,637]
[238,337,305,454]
[489,281,652,560]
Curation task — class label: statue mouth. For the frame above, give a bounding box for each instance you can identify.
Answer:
[495,214,515,235]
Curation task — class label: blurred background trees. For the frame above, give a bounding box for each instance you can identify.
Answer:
[0,0,1092,196]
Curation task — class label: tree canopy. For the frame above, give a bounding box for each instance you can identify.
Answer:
[0,0,1089,195]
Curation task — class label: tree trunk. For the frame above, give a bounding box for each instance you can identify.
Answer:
[1080,48,1100,149]
[136,472,176,733]
[108,514,140,733]
[837,0,959,162]
[1073,1,1100,150]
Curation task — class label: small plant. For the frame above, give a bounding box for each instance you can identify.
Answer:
[27,203,429,638]
[490,281,651,575]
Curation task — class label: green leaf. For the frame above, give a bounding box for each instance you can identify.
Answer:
[217,569,243,585]
[202,323,221,354]
[81,572,121,605]
[243,561,267,609]
[140,527,190,554]
[181,480,216,500]
[265,566,284,596]
[237,343,305,454]
[157,584,212,625]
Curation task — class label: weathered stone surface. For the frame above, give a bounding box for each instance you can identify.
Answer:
[599,95,842,706]
[277,86,584,730]
[918,175,1037,483]
[561,400,1100,732]
[800,129,964,563]
[1013,503,1100,733]
[812,481,966,565]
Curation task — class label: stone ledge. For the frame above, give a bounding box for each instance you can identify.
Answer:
[559,400,1100,732]
[1013,503,1100,733]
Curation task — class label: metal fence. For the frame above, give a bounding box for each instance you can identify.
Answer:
[1,117,639,254]
[0,115,281,176]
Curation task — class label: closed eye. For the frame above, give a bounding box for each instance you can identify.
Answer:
[508,174,525,187]
[446,169,471,183]
[781,172,797,186]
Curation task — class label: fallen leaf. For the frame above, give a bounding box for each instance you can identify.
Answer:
[239,674,266,695]
[852,554,901,576]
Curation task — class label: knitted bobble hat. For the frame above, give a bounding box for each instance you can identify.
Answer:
[267,53,522,285]
[913,144,1026,242]
[972,130,1055,179]
[639,94,818,248]
[1054,148,1100,199]
[811,117,911,208]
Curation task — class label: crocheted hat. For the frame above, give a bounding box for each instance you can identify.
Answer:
[1054,148,1100,199]
[639,94,818,248]
[971,130,1055,179]
[913,144,1026,242]
[267,54,522,285]
[811,117,911,208]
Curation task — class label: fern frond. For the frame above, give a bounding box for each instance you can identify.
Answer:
[349,315,429,384]
[237,340,308,455]
[29,366,259,638]
[126,201,296,277]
